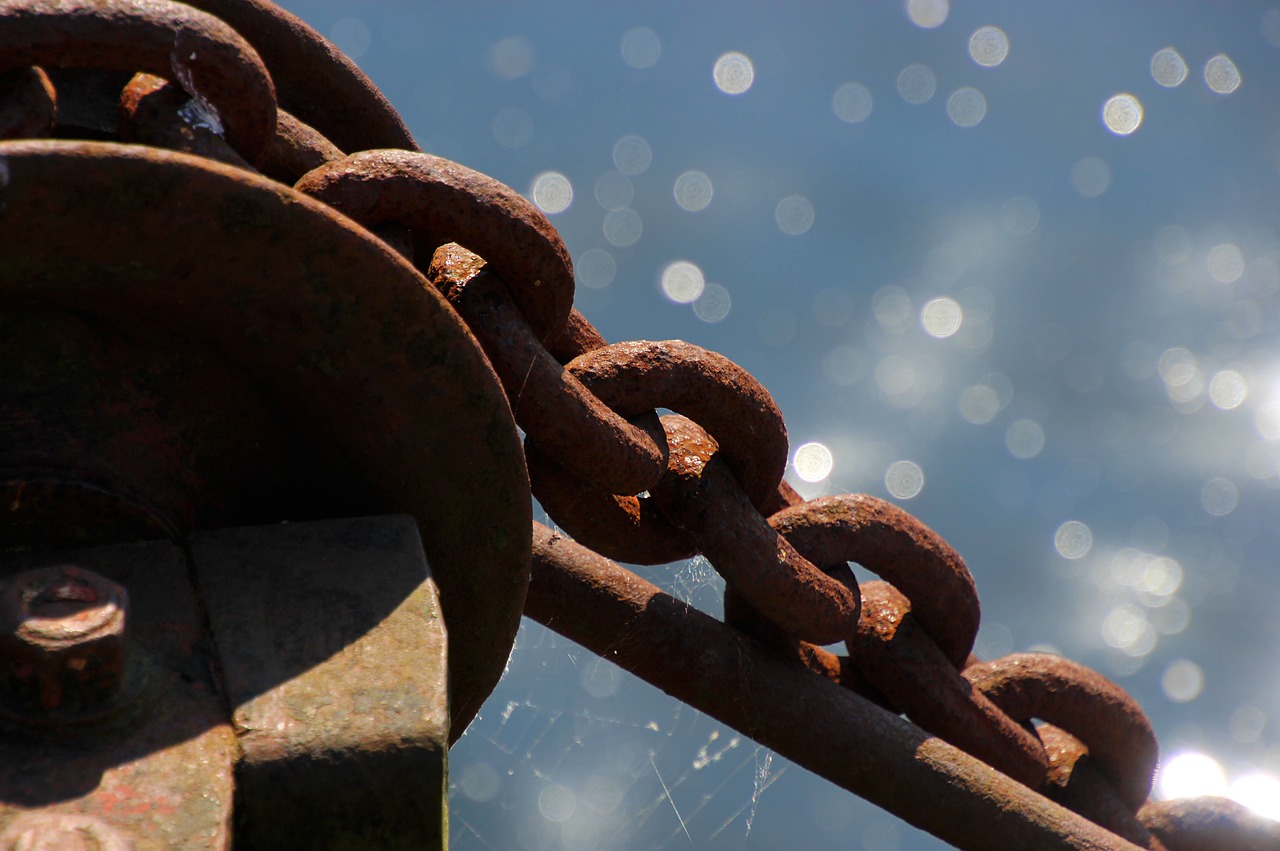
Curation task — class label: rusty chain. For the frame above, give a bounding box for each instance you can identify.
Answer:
[1,2,1277,849]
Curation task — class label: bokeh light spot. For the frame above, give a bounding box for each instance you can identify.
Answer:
[660,260,705,303]
[1054,520,1092,558]
[673,170,714,211]
[1102,94,1143,135]
[575,248,616,290]
[897,64,937,104]
[968,26,1009,67]
[594,171,633,210]
[873,286,914,329]
[833,82,874,123]
[487,35,536,80]
[538,784,576,821]
[906,0,949,29]
[714,52,754,94]
[959,384,1000,424]
[776,195,815,235]
[330,17,372,60]
[1157,753,1227,799]
[921,297,963,337]
[885,460,925,499]
[1208,243,1244,283]
[459,761,501,802]
[1071,157,1112,198]
[603,208,642,246]
[794,442,834,482]
[492,107,533,148]
[1151,48,1188,87]
[1230,775,1280,820]
[1200,476,1239,516]
[1006,419,1046,459]
[620,26,661,69]
[1204,54,1241,94]
[1161,659,1204,702]
[1102,604,1155,657]
[1229,705,1267,743]
[531,172,572,214]
[693,283,731,323]
[1255,402,1280,440]
[1208,370,1247,409]
[947,87,987,127]
[612,134,652,175]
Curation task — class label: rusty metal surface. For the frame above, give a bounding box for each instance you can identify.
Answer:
[0,540,236,849]
[427,242,667,497]
[1138,797,1280,851]
[0,66,54,139]
[965,653,1159,811]
[118,71,250,169]
[0,0,277,164]
[0,3,1267,846]
[181,0,417,153]
[525,522,1146,851]
[651,414,860,644]
[0,566,131,721]
[296,149,576,345]
[848,580,1049,790]
[193,516,447,850]
[259,107,342,184]
[0,140,529,738]
[770,493,979,669]
[1038,724,1164,850]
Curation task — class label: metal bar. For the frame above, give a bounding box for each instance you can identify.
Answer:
[525,522,1144,851]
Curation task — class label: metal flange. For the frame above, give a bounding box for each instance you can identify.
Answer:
[0,139,530,738]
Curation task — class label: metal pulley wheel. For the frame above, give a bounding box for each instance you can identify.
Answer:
[0,139,531,739]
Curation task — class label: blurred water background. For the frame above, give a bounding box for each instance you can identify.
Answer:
[278,2,1280,847]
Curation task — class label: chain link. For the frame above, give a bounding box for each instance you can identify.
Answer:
[3,2,1277,848]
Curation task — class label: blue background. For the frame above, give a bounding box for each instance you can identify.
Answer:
[277,3,1280,847]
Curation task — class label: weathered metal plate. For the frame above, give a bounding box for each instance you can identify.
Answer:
[192,516,447,850]
[0,140,530,737]
[0,540,236,849]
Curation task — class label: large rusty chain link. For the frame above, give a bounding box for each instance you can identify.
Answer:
[2,1,1277,849]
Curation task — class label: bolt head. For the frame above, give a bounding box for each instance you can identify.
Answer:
[0,566,128,716]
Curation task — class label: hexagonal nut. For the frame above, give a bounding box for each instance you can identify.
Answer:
[0,565,128,716]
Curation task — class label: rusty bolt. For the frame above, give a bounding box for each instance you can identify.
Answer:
[0,565,128,717]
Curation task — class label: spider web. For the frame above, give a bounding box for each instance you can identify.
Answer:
[447,537,945,849]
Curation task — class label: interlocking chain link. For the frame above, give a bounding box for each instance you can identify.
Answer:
[3,2,1277,849]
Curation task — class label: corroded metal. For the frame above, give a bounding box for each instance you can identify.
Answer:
[182,0,417,153]
[0,0,277,164]
[0,140,528,738]
[525,522,1145,851]
[0,566,130,720]
[0,1,1266,846]
[295,149,576,344]
[193,517,448,850]
[1038,723,1163,849]
[529,339,790,565]
[965,653,1159,811]
[651,413,860,644]
[1138,797,1280,850]
[427,242,667,497]
[0,540,236,849]
[848,581,1048,789]
[770,492,979,669]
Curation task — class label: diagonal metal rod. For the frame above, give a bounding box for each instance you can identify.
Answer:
[524,522,1144,851]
